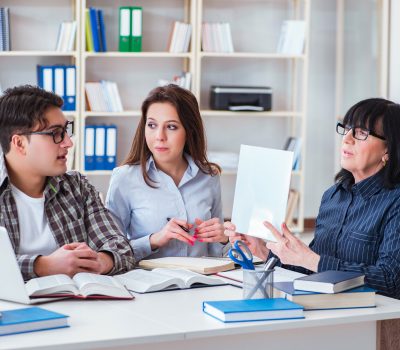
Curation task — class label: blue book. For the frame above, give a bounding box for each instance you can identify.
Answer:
[293,270,365,293]
[89,7,101,52]
[84,125,96,171]
[202,298,304,323]
[98,9,107,52]
[0,307,69,336]
[274,282,376,310]
[104,125,117,170]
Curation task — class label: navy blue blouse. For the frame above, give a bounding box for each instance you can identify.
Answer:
[289,171,400,299]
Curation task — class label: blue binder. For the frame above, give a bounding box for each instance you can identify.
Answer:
[37,65,54,93]
[84,125,96,171]
[64,65,76,111]
[104,125,117,170]
[95,125,106,170]
[89,7,101,52]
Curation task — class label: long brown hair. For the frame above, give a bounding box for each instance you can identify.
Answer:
[123,84,220,187]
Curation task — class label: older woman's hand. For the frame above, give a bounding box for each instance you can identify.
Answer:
[264,221,320,272]
[223,221,269,261]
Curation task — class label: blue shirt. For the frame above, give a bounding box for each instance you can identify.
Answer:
[105,155,227,261]
[288,171,400,299]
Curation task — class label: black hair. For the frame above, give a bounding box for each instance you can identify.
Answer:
[335,98,400,188]
[0,85,63,154]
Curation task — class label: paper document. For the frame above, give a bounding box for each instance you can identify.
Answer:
[231,145,293,242]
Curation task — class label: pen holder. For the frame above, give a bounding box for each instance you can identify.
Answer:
[242,268,274,299]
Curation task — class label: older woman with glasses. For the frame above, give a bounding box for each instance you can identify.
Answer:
[224,97,400,299]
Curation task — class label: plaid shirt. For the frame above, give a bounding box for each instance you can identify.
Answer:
[0,156,135,280]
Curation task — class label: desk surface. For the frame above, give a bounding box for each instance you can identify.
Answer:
[1,285,400,350]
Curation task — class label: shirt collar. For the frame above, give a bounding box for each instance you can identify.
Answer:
[0,150,7,189]
[336,170,385,200]
[146,154,199,175]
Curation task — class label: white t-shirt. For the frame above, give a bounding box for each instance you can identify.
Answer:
[11,184,58,256]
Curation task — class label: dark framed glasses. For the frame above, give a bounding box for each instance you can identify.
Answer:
[20,121,74,144]
[336,122,385,141]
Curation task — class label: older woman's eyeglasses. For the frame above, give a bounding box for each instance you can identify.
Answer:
[336,122,386,141]
[20,121,74,144]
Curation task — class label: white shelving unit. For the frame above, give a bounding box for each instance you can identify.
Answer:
[195,0,310,231]
[1,0,309,231]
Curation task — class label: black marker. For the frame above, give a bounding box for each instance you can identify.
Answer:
[166,217,190,233]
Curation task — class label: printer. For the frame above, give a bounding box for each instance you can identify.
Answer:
[210,85,272,111]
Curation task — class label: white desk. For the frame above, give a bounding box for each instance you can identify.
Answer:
[1,285,400,350]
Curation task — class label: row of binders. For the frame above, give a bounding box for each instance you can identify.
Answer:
[85,7,107,52]
[201,22,234,53]
[37,65,76,111]
[0,7,10,51]
[119,7,142,52]
[85,125,117,171]
[85,81,123,112]
[168,21,192,53]
[55,21,77,52]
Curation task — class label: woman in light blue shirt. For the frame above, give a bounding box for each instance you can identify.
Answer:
[106,85,229,261]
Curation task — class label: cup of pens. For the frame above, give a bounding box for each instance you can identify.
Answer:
[242,267,274,299]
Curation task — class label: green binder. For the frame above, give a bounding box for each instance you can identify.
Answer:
[119,6,131,52]
[85,8,94,52]
[130,7,142,52]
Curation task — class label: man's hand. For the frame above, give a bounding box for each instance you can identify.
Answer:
[34,243,114,277]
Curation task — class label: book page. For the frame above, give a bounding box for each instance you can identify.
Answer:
[73,273,131,298]
[26,274,77,297]
[115,269,184,293]
[153,268,226,288]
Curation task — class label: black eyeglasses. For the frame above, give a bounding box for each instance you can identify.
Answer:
[336,122,386,141]
[20,121,74,144]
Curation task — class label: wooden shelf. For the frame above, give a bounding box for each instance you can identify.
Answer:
[0,51,78,57]
[84,111,141,118]
[83,52,193,59]
[201,110,303,118]
[200,52,305,59]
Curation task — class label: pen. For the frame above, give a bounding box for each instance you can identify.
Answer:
[166,217,190,233]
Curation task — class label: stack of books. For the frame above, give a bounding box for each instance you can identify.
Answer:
[201,22,234,53]
[168,21,192,53]
[0,7,11,51]
[274,270,376,310]
[158,71,192,90]
[276,20,306,55]
[85,81,123,112]
[85,7,107,52]
[55,21,77,52]
[207,151,239,172]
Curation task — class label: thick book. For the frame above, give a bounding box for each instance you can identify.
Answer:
[138,257,235,275]
[203,298,304,323]
[26,273,133,300]
[118,268,227,293]
[0,307,68,336]
[293,270,365,294]
[274,282,376,310]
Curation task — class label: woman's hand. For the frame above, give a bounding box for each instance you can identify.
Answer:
[150,218,195,250]
[265,221,320,272]
[194,218,228,244]
[223,221,269,261]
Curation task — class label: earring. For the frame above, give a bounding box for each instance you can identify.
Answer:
[382,158,387,167]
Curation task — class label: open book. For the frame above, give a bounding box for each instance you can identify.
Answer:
[26,273,133,300]
[138,257,235,274]
[117,268,227,293]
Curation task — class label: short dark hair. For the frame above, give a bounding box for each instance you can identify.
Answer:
[123,84,220,187]
[335,97,400,188]
[0,85,63,154]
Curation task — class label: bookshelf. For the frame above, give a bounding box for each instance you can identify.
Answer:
[1,0,309,232]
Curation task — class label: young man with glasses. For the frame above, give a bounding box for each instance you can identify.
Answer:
[0,85,135,280]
